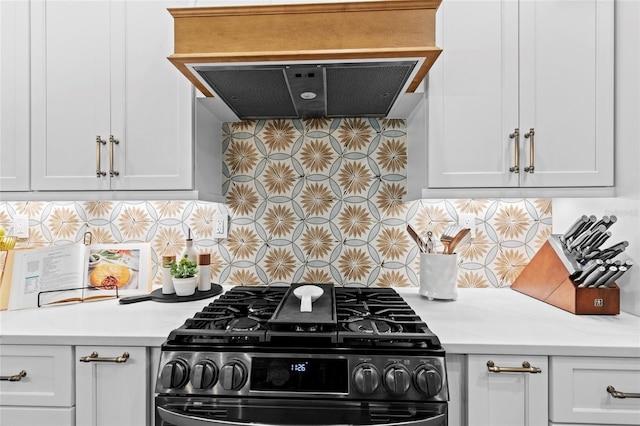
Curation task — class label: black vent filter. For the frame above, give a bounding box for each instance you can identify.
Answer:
[195,61,416,119]
[325,63,414,117]
[197,67,298,119]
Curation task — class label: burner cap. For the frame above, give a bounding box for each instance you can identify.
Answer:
[227,317,261,332]
[346,318,399,334]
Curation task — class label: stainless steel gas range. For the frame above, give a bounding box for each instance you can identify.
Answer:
[155,284,448,426]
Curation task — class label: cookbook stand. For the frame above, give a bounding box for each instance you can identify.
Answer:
[511,235,619,315]
[37,285,120,307]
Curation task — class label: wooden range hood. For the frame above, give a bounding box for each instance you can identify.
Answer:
[168,0,442,120]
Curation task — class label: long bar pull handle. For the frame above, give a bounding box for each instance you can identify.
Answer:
[607,385,640,399]
[524,128,535,173]
[509,128,520,173]
[109,135,120,177]
[79,351,129,363]
[0,370,27,381]
[487,360,542,374]
[96,136,106,177]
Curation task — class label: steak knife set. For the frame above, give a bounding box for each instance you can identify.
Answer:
[560,215,633,288]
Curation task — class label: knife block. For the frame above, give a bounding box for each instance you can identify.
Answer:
[511,235,619,315]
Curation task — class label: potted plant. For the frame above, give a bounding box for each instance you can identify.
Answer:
[169,257,198,296]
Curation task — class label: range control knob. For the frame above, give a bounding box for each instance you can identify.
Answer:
[414,365,443,397]
[219,361,247,391]
[353,364,380,394]
[190,360,217,389]
[384,364,411,396]
[161,359,190,389]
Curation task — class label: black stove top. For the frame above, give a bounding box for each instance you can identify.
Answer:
[165,285,441,350]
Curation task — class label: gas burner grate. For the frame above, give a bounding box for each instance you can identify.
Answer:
[163,285,442,350]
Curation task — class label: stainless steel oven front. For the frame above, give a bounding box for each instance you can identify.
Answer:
[155,351,448,426]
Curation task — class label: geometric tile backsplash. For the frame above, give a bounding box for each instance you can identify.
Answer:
[0,118,552,288]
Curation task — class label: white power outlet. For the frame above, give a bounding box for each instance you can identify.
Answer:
[13,214,29,238]
[213,215,228,239]
[458,214,476,237]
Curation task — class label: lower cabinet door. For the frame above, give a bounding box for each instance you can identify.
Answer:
[550,356,640,425]
[467,354,548,426]
[75,346,148,426]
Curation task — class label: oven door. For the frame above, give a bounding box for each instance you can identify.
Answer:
[156,396,447,426]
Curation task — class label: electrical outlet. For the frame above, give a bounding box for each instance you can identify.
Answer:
[13,214,29,238]
[213,215,228,239]
[458,214,476,237]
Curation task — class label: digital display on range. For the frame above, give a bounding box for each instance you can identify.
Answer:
[250,357,348,393]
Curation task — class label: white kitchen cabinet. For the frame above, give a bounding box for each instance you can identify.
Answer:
[466,354,548,426]
[0,345,75,426]
[550,356,640,425]
[426,0,614,193]
[0,1,30,192]
[30,0,194,193]
[75,345,149,426]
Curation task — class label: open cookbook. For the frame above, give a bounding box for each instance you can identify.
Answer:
[0,243,151,310]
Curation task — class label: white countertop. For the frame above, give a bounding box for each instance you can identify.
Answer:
[1,287,639,357]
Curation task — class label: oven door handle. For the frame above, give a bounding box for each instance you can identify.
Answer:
[158,406,446,426]
[158,406,247,426]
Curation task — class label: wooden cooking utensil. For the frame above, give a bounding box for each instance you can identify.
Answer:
[440,224,462,254]
[407,224,427,253]
[447,228,471,254]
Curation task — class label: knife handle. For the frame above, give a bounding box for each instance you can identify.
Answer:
[573,259,604,284]
[562,215,589,243]
[578,266,606,288]
[593,266,618,288]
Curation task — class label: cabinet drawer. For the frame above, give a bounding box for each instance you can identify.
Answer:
[0,406,75,426]
[550,356,640,425]
[0,345,74,407]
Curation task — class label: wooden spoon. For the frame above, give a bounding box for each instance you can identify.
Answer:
[447,228,471,254]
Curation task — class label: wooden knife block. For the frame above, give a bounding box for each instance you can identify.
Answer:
[511,235,619,315]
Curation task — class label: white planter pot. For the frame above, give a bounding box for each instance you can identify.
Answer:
[172,276,197,296]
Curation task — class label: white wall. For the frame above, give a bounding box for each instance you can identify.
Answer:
[553,0,640,315]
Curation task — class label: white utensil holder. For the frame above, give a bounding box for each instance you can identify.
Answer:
[419,253,459,301]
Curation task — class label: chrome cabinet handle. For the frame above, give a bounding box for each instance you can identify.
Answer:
[524,128,535,173]
[0,370,27,381]
[607,385,640,399]
[509,128,520,173]
[487,360,542,374]
[96,136,107,177]
[109,135,120,177]
[79,351,129,363]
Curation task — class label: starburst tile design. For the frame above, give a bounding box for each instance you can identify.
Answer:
[0,119,552,289]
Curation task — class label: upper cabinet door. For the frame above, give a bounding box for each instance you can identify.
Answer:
[428,0,519,188]
[427,0,614,190]
[518,0,614,187]
[31,0,111,191]
[109,0,193,191]
[30,0,194,192]
[0,1,31,192]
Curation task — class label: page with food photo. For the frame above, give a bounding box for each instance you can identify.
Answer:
[85,243,151,299]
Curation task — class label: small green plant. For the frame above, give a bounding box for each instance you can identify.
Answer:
[169,257,198,279]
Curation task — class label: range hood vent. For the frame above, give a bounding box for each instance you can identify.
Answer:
[195,61,416,119]
[168,1,442,120]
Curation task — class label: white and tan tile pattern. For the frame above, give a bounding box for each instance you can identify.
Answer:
[0,119,552,288]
